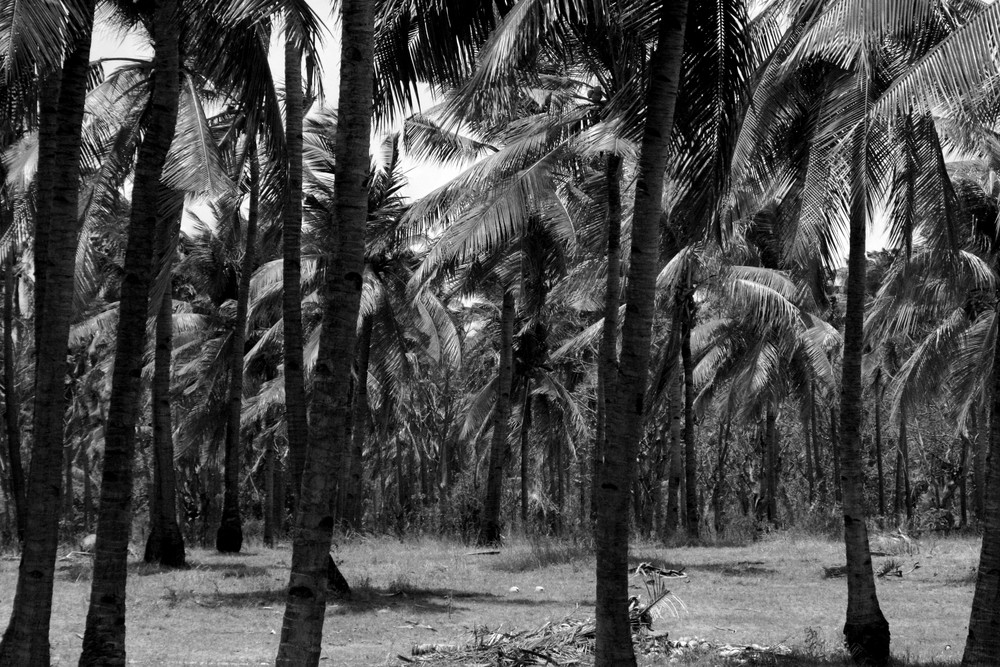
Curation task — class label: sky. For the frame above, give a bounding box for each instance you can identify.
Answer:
[89,6,463,202]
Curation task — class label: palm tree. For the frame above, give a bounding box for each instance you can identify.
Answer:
[275,0,375,661]
[79,0,182,660]
[0,2,97,663]
[596,1,689,663]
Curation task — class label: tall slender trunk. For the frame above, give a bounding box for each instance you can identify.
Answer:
[973,408,985,521]
[144,211,185,567]
[79,2,181,661]
[681,292,697,538]
[665,381,682,538]
[875,380,885,517]
[264,433,276,547]
[63,441,74,522]
[519,381,531,527]
[479,290,515,545]
[275,2,373,661]
[592,154,622,525]
[652,421,668,538]
[597,2,688,663]
[765,408,779,525]
[899,404,911,522]
[339,313,372,530]
[0,7,95,664]
[812,386,825,501]
[962,309,1000,665]
[283,28,309,517]
[958,434,969,528]
[804,406,815,504]
[712,414,731,534]
[831,406,842,503]
[80,446,92,534]
[217,145,260,553]
[839,136,890,665]
[3,250,23,541]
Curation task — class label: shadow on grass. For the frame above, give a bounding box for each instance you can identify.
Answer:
[691,561,778,577]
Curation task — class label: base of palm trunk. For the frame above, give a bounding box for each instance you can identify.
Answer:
[145,524,186,567]
[216,514,243,553]
[844,618,890,666]
[477,519,502,547]
[327,555,352,599]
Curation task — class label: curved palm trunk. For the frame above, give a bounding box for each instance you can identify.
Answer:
[217,146,260,553]
[596,1,688,663]
[79,2,181,661]
[338,313,372,530]
[839,147,889,666]
[4,250,24,541]
[681,291,698,538]
[961,314,1000,666]
[283,31,309,515]
[144,214,185,567]
[592,153,622,524]
[479,289,515,545]
[0,8,95,664]
[275,1,373,662]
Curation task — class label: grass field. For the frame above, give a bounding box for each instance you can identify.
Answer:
[0,531,980,665]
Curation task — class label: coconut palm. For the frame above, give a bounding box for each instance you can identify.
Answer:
[275,0,375,661]
[0,2,98,663]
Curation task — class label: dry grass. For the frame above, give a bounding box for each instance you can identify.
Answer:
[0,532,980,665]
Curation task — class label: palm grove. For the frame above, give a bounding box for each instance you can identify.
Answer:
[0,0,998,665]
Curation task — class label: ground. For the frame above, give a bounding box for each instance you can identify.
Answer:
[0,531,980,665]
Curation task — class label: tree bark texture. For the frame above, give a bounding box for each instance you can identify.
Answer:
[217,146,260,553]
[0,8,95,664]
[592,153,622,524]
[962,313,1000,665]
[839,138,890,666]
[596,2,688,663]
[338,313,373,530]
[681,291,697,538]
[79,2,181,661]
[479,290,515,545]
[275,1,374,662]
[144,214,185,567]
[519,381,531,527]
[4,251,24,541]
[283,31,309,517]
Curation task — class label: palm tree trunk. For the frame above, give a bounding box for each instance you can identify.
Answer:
[831,406,842,503]
[766,408,779,525]
[144,212,185,567]
[958,433,969,528]
[973,408,985,521]
[681,292,697,538]
[339,313,373,530]
[283,28,309,517]
[665,381,682,539]
[875,381,885,517]
[962,316,1000,665]
[275,1,373,661]
[264,433,276,547]
[839,142,889,665]
[592,153,622,524]
[597,2,688,663]
[479,289,515,545]
[519,381,532,527]
[79,2,181,661]
[713,414,731,534]
[3,251,24,541]
[812,386,825,501]
[217,145,260,553]
[81,446,92,534]
[0,7,95,664]
[804,407,815,504]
